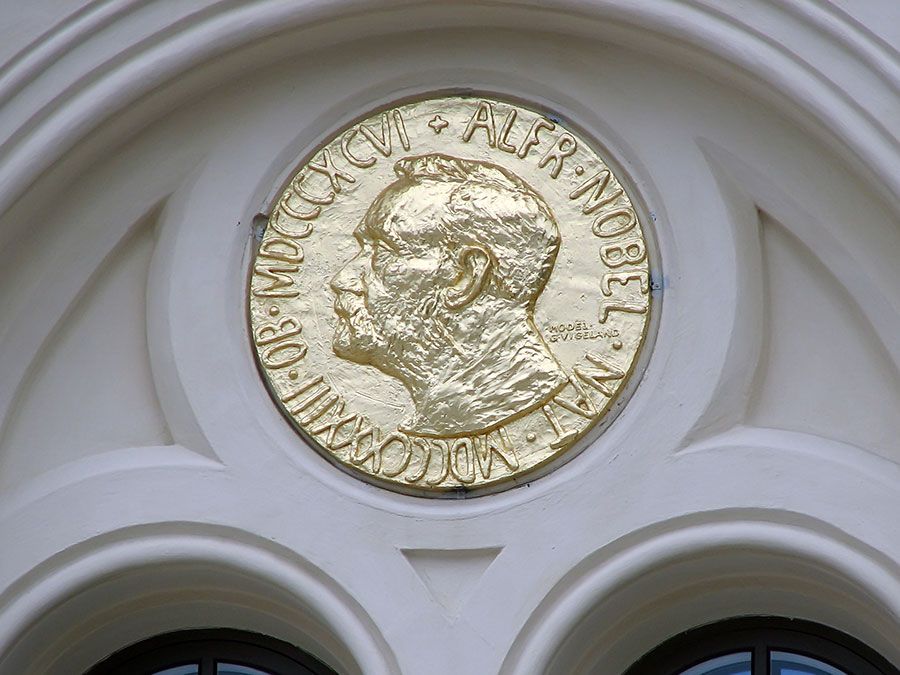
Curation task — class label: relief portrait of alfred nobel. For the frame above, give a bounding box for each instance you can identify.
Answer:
[330,153,568,437]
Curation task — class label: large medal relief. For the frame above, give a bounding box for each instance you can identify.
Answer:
[249,96,654,495]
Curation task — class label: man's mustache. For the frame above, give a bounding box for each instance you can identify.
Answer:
[334,290,443,323]
[333,292,364,320]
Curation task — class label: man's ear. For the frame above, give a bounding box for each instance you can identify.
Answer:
[443,245,491,310]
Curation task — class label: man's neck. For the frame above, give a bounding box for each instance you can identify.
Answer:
[402,310,567,437]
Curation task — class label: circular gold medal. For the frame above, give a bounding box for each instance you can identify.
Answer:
[249,95,653,496]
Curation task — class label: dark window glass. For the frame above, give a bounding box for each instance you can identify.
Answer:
[680,652,752,675]
[216,665,272,675]
[85,629,337,675]
[770,651,846,675]
[626,617,897,675]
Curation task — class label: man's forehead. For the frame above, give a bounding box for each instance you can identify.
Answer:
[363,183,445,246]
[357,211,407,251]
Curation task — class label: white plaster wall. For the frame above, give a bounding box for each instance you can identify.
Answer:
[0,2,898,674]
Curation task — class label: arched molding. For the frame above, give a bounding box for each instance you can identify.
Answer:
[681,428,900,490]
[132,57,676,520]
[0,444,219,523]
[501,510,900,674]
[685,138,900,445]
[0,524,399,675]
[699,139,900,371]
[0,3,896,518]
[0,0,899,224]
[0,4,899,674]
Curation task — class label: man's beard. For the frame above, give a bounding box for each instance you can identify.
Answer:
[332,297,383,365]
[332,291,445,387]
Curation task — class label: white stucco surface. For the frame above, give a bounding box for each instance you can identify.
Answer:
[0,2,898,674]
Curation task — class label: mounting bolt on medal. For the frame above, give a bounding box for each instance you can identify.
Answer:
[249,95,654,496]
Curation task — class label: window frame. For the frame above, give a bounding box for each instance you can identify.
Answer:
[625,617,898,675]
[84,628,338,675]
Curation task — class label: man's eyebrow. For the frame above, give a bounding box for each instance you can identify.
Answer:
[369,217,406,252]
[377,228,405,251]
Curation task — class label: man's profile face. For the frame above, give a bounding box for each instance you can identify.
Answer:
[329,183,451,377]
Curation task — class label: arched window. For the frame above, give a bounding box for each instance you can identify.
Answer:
[85,629,337,675]
[626,617,898,675]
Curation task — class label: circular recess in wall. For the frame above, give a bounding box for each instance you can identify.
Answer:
[247,92,659,497]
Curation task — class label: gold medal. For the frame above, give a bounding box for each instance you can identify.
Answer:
[249,95,653,496]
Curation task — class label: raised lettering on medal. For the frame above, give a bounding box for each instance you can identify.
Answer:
[248,95,654,495]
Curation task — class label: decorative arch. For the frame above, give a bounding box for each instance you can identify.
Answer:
[501,511,900,674]
[0,4,898,675]
[0,525,399,675]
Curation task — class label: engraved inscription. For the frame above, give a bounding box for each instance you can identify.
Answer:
[546,319,620,343]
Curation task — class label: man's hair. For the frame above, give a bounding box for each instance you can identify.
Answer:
[373,154,561,305]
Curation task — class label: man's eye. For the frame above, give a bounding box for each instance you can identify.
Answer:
[373,242,396,258]
[371,244,391,265]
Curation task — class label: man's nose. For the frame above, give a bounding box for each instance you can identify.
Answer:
[330,256,365,295]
